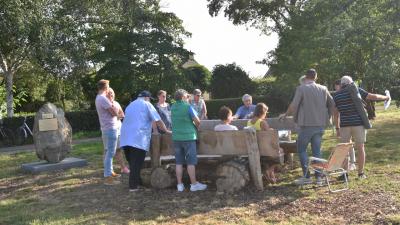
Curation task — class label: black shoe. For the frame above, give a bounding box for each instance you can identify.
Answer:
[337,173,349,181]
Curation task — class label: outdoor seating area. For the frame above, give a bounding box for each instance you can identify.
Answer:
[1,0,399,224]
[149,117,296,191]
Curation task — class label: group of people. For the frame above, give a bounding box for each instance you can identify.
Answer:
[95,78,274,192]
[95,68,389,191]
[280,69,389,185]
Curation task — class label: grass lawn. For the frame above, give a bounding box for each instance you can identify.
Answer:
[0,106,399,225]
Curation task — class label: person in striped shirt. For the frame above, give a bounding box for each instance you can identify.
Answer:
[333,76,389,180]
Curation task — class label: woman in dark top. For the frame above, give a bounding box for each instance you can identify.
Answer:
[154,90,172,133]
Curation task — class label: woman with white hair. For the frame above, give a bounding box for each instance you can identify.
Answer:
[233,94,256,119]
[190,89,207,120]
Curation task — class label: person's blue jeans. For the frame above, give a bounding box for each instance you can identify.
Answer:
[297,126,325,178]
[101,129,118,177]
[173,140,198,165]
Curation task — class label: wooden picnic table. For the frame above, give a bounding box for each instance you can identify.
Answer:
[149,117,297,191]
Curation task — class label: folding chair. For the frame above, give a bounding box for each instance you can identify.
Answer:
[308,143,353,192]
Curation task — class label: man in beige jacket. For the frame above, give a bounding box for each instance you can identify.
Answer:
[280,69,335,185]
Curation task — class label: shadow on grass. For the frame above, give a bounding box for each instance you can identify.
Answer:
[0,157,308,225]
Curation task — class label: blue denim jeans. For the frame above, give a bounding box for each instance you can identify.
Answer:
[101,129,118,177]
[173,140,198,165]
[297,126,325,178]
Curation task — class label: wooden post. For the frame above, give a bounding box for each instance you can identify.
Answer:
[150,133,161,168]
[244,129,263,191]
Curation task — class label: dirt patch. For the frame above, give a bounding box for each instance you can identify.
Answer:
[262,190,399,224]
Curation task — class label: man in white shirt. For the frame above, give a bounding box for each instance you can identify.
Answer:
[120,90,171,192]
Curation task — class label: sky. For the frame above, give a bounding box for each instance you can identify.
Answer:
[160,0,279,78]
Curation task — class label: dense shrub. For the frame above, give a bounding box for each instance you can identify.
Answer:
[1,110,100,146]
[64,110,100,132]
[390,86,400,107]
[3,110,100,133]
[206,95,289,119]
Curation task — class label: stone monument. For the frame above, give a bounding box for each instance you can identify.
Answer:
[22,103,87,173]
[33,103,72,162]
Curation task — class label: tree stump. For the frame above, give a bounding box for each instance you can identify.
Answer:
[150,165,177,189]
[140,168,153,187]
[215,158,250,193]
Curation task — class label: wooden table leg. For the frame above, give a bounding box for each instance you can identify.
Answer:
[150,134,161,168]
[245,130,263,191]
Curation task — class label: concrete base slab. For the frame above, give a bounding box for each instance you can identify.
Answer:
[21,157,88,174]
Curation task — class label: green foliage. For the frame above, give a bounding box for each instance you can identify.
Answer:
[64,110,100,132]
[390,86,400,107]
[253,77,276,96]
[208,0,400,94]
[182,65,211,92]
[207,0,295,34]
[91,1,192,105]
[206,95,289,119]
[0,84,27,119]
[0,0,48,117]
[2,0,195,114]
[210,63,255,99]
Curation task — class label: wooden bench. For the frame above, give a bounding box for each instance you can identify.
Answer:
[199,117,298,165]
[149,117,297,191]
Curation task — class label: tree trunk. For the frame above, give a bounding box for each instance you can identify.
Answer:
[4,70,14,118]
[215,158,250,193]
[61,81,66,110]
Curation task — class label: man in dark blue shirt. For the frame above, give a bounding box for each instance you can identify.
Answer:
[333,76,389,179]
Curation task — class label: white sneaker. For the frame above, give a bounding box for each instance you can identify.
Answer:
[190,182,207,192]
[293,177,313,185]
[349,163,357,171]
[177,183,185,192]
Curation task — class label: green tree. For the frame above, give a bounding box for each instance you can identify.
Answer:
[34,0,93,110]
[210,63,255,99]
[207,0,301,35]
[0,0,45,117]
[182,65,211,92]
[92,0,191,105]
[209,0,400,95]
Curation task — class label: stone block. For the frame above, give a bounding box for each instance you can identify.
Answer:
[21,157,87,174]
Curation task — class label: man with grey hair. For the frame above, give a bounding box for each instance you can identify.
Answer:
[233,94,256,119]
[333,75,389,180]
[280,68,335,185]
[171,89,207,192]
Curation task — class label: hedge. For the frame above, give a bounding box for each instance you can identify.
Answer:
[1,96,289,146]
[3,110,99,133]
[206,95,290,119]
[390,86,400,107]
[1,110,99,146]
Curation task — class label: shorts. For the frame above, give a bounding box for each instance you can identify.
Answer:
[340,126,366,144]
[173,140,198,165]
